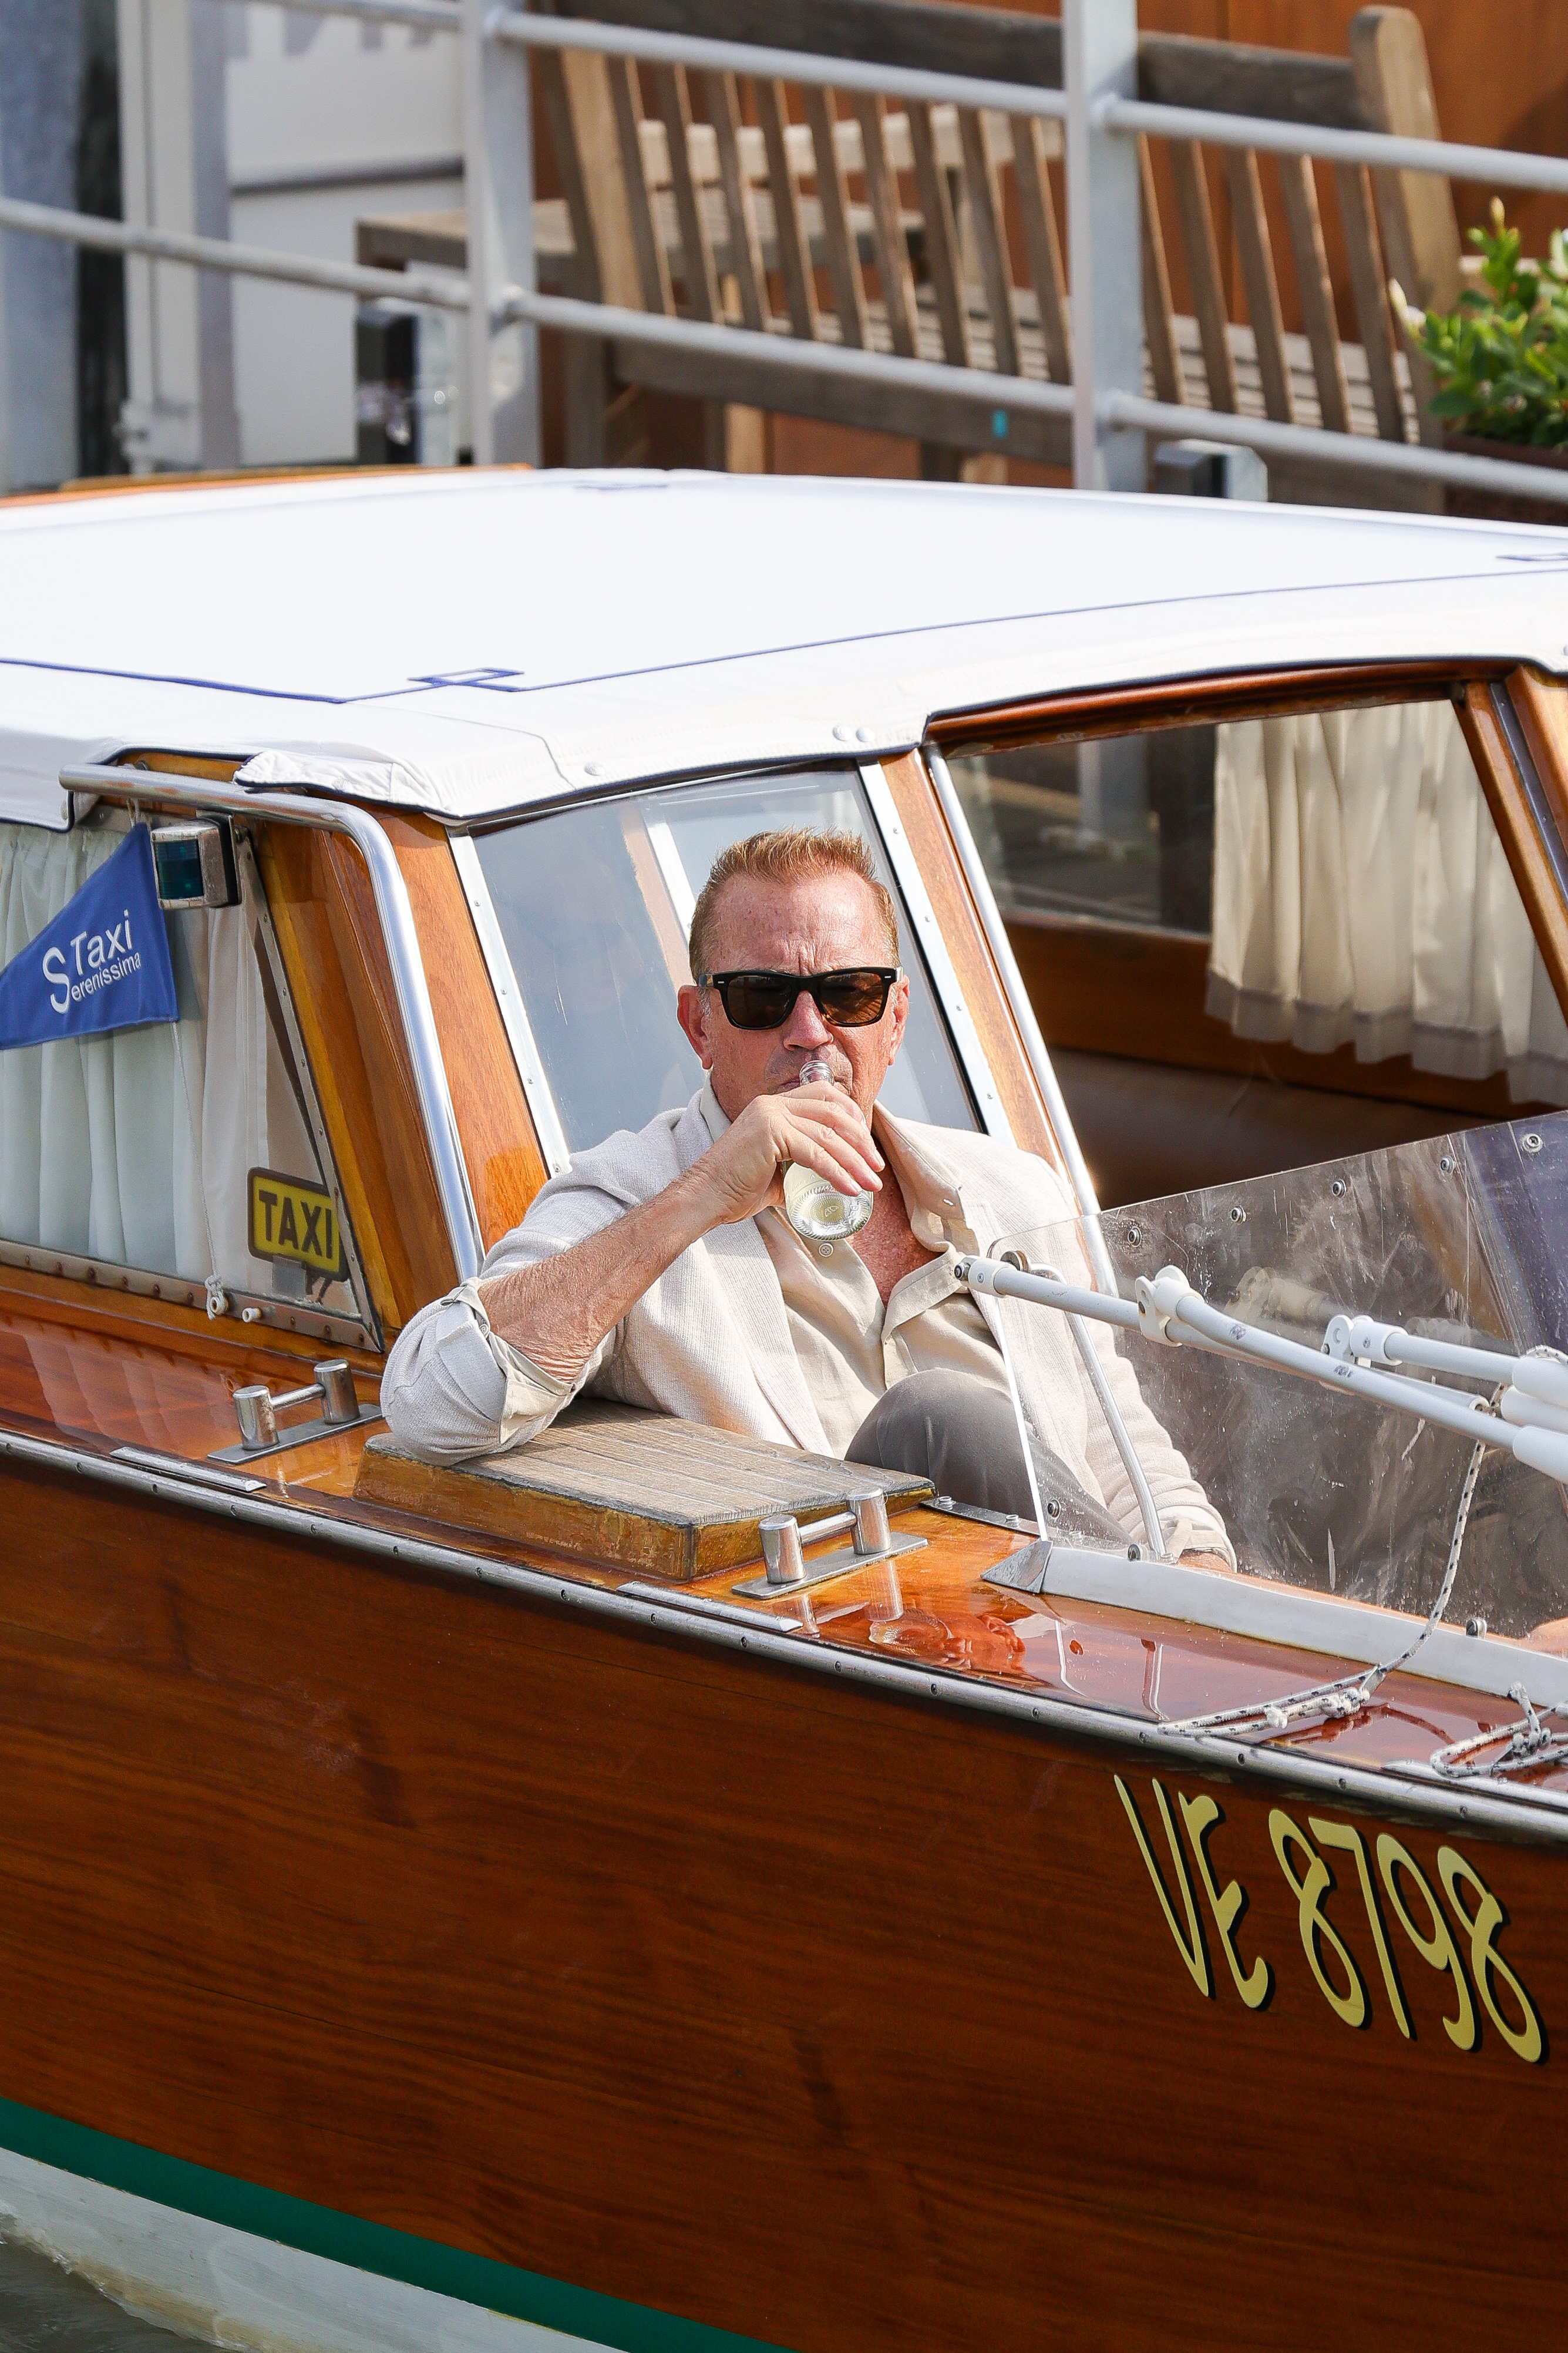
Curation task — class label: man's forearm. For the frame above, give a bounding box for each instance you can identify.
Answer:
[478,1168,714,1382]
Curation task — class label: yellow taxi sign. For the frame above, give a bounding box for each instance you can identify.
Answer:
[248,1168,347,1282]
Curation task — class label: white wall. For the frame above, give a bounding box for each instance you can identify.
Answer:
[120,1,465,470]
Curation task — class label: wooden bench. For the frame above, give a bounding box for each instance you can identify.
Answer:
[355,2,1468,502]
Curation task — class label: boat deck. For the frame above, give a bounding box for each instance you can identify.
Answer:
[5,1261,1562,1815]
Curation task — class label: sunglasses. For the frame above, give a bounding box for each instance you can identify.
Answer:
[699,966,898,1031]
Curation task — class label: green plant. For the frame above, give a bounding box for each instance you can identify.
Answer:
[1393,200,1568,446]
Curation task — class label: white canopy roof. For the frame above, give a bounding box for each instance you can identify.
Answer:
[2,466,1567,826]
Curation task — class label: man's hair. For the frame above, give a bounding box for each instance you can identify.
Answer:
[688,828,900,980]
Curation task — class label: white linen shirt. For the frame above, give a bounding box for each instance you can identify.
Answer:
[381,1084,1230,1562]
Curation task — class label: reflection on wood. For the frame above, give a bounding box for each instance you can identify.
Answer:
[0,1443,1559,2349]
[381,814,546,1251]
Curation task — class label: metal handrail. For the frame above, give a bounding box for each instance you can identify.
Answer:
[1101,392,1568,511]
[58,764,484,1286]
[484,8,1069,124]
[0,193,470,313]
[497,284,1075,422]
[1097,93,1568,201]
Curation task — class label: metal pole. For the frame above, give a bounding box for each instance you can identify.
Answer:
[460,0,537,466]
[487,8,1068,122]
[1064,0,1143,492]
[0,193,470,308]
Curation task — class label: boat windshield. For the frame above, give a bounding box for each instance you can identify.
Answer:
[471,767,980,1154]
[984,1111,1568,1656]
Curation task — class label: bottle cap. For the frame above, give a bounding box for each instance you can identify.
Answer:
[798,1057,832,1086]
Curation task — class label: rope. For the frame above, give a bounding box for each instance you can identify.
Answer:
[1159,1399,1495,1739]
[1431,1684,1568,1780]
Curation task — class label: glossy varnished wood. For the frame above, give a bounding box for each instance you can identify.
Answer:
[354,1411,928,1582]
[381,812,547,1250]
[1459,678,1568,1023]
[930,661,1498,757]
[257,822,452,1335]
[879,752,1066,1171]
[0,1446,1560,2351]
[1005,913,1549,1121]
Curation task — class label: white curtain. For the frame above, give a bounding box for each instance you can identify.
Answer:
[1207,701,1568,1105]
[0,818,274,1284]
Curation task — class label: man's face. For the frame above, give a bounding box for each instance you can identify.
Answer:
[676,869,909,1122]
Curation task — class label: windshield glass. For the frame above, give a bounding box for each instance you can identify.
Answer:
[473,767,980,1152]
[985,1111,1568,1653]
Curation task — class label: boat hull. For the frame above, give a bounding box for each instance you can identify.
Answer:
[0,1449,1562,2351]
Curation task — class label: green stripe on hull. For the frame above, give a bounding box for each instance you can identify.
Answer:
[0,2093,792,2353]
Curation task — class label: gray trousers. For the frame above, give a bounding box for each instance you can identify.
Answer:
[846,1369,1130,1549]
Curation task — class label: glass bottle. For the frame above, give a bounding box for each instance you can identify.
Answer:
[782,1057,875,1243]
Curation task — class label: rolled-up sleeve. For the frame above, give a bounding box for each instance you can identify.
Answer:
[381,1278,575,1463]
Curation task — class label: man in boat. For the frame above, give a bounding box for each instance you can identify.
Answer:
[383,829,1232,1568]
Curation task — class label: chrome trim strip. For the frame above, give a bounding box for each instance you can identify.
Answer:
[0,1236,364,1347]
[61,764,484,1283]
[5,1420,1562,1845]
[449,833,571,1179]
[857,761,1012,1141]
[110,1445,266,1494]
[924,745,1102,1216]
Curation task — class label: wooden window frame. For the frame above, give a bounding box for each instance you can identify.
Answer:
[927,661,1568,1130]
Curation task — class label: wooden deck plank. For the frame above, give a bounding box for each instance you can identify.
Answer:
[1012,112,1071,385]
[705,68,768,332]
[803,86,871,350]
[850,91,920,359]
[1278,153,1350,436]
[756,79,820,341]
[607,56,672,315]
[650,62,721,323]
[957,106,1020,377]
[1167,137,1237,414]
[1224,146,1296,424]
[907,100,971,367]
[1137,132,1182,408]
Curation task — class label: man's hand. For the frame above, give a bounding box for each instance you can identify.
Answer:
[477,1081,883,1383]
[686,1077,884,1226]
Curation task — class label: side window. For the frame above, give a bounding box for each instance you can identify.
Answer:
[948,693,1568,1204]
[0,807,371,1335]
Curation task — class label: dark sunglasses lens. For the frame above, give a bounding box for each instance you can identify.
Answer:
[723,975,798,1028]
[815,971,890,1025]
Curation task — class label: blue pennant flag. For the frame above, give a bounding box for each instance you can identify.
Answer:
[0,824,179,1051]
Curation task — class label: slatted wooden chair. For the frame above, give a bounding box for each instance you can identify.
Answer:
[356,1,1469,502]
[529,0,1074,473]
[1136,6,1461,507]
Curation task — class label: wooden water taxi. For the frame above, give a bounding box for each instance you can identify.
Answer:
[1,468,1567,2349]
